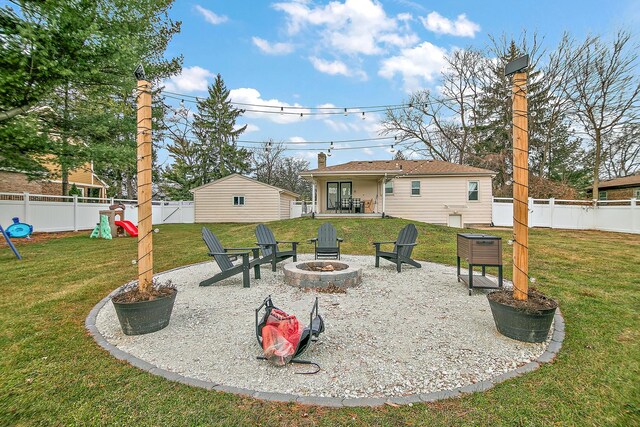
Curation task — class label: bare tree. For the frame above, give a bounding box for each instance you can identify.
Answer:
[379,48,486,164]
[564,31,640,199]
[252,139,286,185]
[602,123,640,178]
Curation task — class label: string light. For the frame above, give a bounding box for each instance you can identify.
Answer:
[344,108,348,117]
[361,112,366,120]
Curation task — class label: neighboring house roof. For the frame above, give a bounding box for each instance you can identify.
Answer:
[302,160,495,177]
[189,173,299,198]
[593,174,640,190]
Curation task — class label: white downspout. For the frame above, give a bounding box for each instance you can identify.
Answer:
[311,175,316,214]
[382,173,387,216]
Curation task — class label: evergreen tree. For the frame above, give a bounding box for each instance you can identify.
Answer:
[191,74,250,185]
[0,0,182,193]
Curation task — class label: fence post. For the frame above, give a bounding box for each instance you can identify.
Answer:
[160,199,165,224]
[527,197,534,228]
[549,198,555,229]
[631,198,637,234]
[23,192,30,224]
[73,195,78,232]
[110,197,114,205]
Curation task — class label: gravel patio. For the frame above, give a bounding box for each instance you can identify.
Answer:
[94,255,552,401]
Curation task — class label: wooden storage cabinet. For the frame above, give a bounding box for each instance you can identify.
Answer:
[456,233,503,295]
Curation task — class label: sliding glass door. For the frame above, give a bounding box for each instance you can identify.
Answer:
[326,182,352,212]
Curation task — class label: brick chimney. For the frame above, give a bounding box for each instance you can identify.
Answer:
[318,152,327,169]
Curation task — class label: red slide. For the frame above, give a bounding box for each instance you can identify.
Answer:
[114,220,139,237]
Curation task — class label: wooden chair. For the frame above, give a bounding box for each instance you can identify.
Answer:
[200,227,261,288]
[255,224,299,271]
[309,222,343,259]
[373,223,421,272]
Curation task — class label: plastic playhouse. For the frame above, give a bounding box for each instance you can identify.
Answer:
[90,203,138,239]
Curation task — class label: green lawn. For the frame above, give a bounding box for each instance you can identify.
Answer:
[1,218,638,426]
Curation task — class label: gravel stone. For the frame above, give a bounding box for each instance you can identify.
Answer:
[94,255,552,400]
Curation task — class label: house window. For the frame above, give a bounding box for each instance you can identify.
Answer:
[598,191,607,200]
[233,195,245,206]
[634,188,640,199]
[468,181,479,201]
[411,181,421,195]
[385,181,393,194]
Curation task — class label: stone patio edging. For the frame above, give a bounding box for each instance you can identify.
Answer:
[85,261,565,408]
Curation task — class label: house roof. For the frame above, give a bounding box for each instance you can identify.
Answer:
[595,174,640,190]
[189,173,299,198]
[302,160,495,177]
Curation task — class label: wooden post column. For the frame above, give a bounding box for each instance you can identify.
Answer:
[136,80,153,292]
[512,72,529,301]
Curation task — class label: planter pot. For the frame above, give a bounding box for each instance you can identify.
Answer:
[487,295,556,343]
[113,289,177,335]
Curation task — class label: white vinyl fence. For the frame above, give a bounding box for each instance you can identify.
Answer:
[492,198,639,234]
[0,192,194,233]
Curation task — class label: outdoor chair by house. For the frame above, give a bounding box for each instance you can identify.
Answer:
[340,197,351,213]
[200,227,261,288]
[255,224,299,271]
[373,223,421,272]
[308,222,343,259]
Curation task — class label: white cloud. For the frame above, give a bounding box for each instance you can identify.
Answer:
[273,0,417,56]
[252,37,295,55]
[194,5,228,25]
[289,136,308,146]
[378,41,448,92]
[309,57,368,80]
[420,12,480,37]
[163,66,214,93]
[229,87,310,124]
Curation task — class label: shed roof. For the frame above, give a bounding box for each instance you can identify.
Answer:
[302,160,495,176]
[189,173,299,198]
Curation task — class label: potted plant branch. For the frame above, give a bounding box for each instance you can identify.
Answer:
[111,69,178,336]
[487,59,557,343]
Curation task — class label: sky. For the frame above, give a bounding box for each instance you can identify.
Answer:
[160,1,639,169]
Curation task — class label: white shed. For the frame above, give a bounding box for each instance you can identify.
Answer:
[191,174,299,223]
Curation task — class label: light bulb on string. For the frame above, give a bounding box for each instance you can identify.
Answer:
[408,103,413,112]
[361,112,366,120]
[300,112,303,119]
[327,149,332,157]
[280,106,284,115]
[390,144,396,153]
[330,141,334,149]
[344,108,348,117]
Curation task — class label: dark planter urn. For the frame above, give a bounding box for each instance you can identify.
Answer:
[487,295,556,343]
[113,289,177,335]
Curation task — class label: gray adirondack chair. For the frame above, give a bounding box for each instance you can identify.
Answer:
[255,224,299,271]
[309,222,342,259]
[373,223,421,272]
[200,227,261,288]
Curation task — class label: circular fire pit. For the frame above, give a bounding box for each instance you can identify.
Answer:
[283,260,362,289]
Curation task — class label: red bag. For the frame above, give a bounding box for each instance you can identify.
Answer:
[261,308,302,366]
